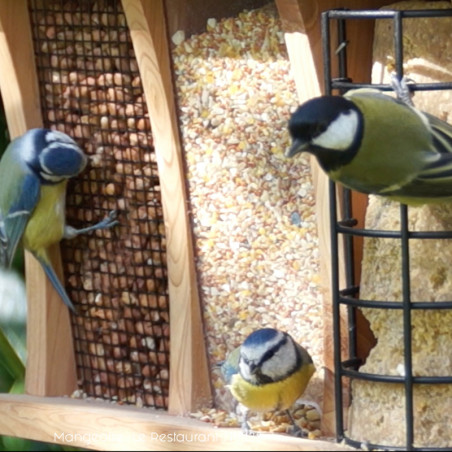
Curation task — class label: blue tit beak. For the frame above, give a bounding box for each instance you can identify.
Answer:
[285,138,310,158]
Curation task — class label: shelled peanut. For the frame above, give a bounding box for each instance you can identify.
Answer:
[31,0,169,409]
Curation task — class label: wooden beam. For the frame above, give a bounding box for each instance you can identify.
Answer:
[121,0,212,415]
[0,0,77,396]
[0,394,354,451]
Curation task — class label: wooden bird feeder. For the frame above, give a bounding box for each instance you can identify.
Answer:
[0,0,421,450]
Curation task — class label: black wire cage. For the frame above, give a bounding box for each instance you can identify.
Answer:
[322,7,452,451]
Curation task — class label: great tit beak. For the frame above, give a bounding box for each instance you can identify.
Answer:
[285,138,310,158]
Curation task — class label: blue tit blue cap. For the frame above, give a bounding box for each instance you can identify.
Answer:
[38,130,87,178]
[20,129,87,181]
[243,328,280,347]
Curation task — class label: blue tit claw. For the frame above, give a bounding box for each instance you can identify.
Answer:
[239,406,258,436]
[88,209,119,231]
[287,424,307,438]
[286,409,307,438]
[241,421,257,436]
[64,210,119,239]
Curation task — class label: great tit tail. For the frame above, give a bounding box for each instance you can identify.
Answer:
[36,254,76,313]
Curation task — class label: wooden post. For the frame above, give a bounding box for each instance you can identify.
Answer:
[122,0,212,415]
[275,0,388,436]
[0,0,77,396]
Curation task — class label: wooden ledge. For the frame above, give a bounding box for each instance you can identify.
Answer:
[0,394,354,451]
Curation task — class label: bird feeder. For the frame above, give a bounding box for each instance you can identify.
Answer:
[3,0,448,450]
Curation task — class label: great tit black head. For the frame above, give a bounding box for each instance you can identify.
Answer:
[287,95,364,172]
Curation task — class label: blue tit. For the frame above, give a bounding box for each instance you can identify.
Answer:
[286,84,452,206]
[0,128,118,313]
[221,327,315,436]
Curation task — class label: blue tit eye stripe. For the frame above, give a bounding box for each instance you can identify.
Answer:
[257,333,288,369]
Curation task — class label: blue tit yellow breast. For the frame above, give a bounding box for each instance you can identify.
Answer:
[23,182,67,257]
[230,362,315,412]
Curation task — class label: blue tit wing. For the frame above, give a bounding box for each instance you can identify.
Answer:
[33,252,76,313]
[220,346,241,384]
[0,148,41,267]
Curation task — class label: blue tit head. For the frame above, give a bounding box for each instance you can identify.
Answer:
[14,128,87,184]
[238,328,306,386]
[286,95,363,171]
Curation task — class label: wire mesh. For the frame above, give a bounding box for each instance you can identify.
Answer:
[322,8,452,451]
[28,0,170,409]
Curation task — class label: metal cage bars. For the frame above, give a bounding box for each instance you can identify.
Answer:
[322,8,452,451]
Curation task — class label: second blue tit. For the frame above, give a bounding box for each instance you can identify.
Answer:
[221,327,315,435]
[0,128,118,313]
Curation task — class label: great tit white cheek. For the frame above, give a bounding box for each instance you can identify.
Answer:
[312,109,359,151]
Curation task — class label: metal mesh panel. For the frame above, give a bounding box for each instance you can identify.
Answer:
[28,0,170,409]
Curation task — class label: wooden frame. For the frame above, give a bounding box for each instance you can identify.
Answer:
[0,0,389,449]
[0,394,353,451]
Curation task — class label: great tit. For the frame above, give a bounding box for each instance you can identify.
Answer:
[286,86,452,205]
[0,128,118,313]
[221,327,315,436]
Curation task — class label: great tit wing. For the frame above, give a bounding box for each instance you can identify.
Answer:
[382,114,452,200]
[1,173,40,267]
[415,114,452,180]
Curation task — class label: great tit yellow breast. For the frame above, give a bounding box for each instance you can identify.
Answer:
[230,361,315,412]
[23,181,67,255]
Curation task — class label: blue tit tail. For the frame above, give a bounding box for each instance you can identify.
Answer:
[63,210,119,240]
[35,253,76,313]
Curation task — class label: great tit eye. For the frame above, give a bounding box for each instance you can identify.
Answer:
[315,123,327,136]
